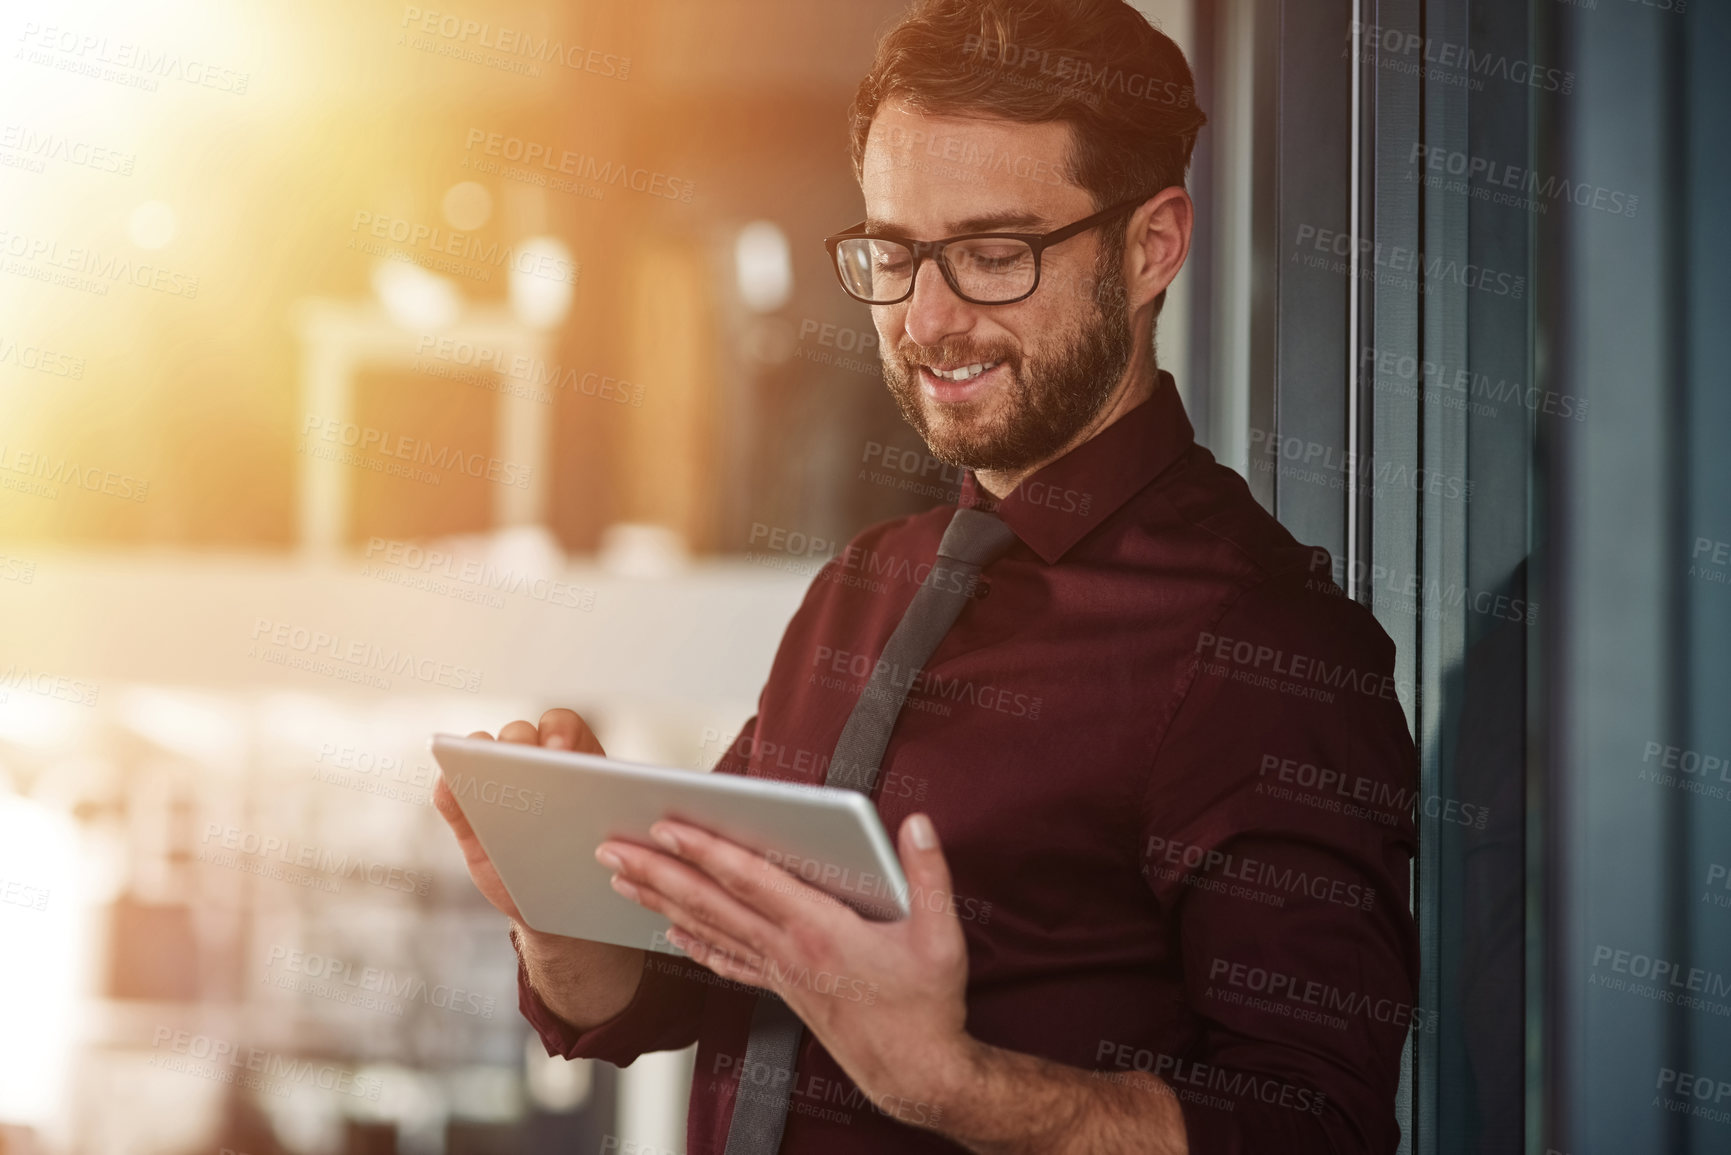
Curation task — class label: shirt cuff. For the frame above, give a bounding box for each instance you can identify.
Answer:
[516,933,708,1067]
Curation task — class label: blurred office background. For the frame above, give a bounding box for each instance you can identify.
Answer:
[1,1,1726,1154]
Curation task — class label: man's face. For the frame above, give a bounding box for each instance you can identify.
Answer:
[859,103,1134,472]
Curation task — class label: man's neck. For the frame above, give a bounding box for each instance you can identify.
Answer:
[971,358,1159,500]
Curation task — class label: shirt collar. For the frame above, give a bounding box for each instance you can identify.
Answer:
[958,369,1195,565]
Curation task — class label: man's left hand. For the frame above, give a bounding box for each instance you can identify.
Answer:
[595,811,976,1125]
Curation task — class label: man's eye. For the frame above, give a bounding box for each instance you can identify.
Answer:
[956,246,1030,272]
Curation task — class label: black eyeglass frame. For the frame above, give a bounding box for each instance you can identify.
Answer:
[822,195,1150,306]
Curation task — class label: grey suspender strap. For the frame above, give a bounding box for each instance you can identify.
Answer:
[721,506,1017,1155]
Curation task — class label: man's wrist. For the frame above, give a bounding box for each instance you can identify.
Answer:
[923,1036,1070,1153]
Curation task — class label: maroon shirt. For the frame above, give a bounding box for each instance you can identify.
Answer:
[518,372,1420,1154]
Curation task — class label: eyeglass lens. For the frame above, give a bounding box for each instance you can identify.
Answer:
[834,236,1038,304]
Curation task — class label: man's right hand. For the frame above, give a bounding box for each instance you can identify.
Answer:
[433,707,646,1034]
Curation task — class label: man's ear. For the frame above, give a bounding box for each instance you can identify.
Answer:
[1123,187,1194,314]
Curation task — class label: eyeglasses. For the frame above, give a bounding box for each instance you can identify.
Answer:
[822,196,1147,306]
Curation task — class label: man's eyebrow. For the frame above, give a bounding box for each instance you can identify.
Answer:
[864,210,1052,236]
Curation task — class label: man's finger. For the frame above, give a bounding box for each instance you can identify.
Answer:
[898,813,966,951]
[498,719,539,745]
[432,777,475,838]
[538,708,604,754]
[652,821,852,931]
[606,842,783,960]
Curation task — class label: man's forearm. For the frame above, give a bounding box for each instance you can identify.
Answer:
[513,922,646,1033]
[930,1039,1188,1155]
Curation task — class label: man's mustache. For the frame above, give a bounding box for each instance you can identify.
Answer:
[893,344,1021,372]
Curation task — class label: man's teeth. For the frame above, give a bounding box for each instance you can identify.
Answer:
[928,361,1001,382]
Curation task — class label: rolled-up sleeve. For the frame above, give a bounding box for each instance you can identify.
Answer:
[518,943,712,1065]
[517,714,763,1066]
[1141,576,1421,1154]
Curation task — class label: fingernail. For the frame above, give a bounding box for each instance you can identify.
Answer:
[545,734,570,749]
[650,823,681,853]
[610,874,639,900]
[595,846,622,870]
[907,813,937,850]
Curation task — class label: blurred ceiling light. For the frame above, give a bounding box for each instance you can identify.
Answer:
[735,221,793,313]
[372,257,461,331]
[128,200,177,249]
[442,181,494,231]
[509,235,576,330]
[598,522,690,579]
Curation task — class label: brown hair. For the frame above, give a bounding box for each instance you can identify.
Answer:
[848,0,1207,212]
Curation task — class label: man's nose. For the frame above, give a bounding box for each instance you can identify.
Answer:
[902,259,974,349]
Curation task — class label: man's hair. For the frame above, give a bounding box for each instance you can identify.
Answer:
[848,0,1207,215]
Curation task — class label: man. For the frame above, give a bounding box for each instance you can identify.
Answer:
[436,1,1418,1151]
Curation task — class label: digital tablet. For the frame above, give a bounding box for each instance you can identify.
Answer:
[429,734,911,954]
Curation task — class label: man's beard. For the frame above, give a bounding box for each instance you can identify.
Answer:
[881,262,1134,474]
